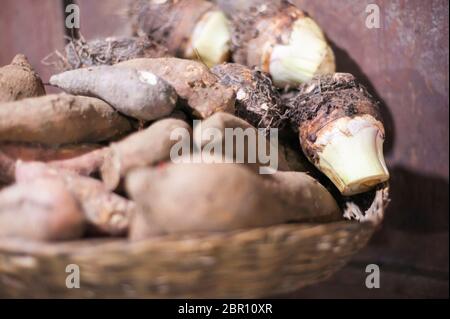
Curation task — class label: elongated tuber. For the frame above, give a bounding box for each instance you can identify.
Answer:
[0,54,45,103]
[0,178,85,241]
[135,0,231,67]
[50,66,178,121]
[211,63,287,130]
[0,94,133,146]
[126,161,341,239]
[286,73,390,196]
[15,162,135,236]
[116,58,235,118]
[226,0,335,87]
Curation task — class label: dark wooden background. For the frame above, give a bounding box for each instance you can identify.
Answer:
[0,0,448,298]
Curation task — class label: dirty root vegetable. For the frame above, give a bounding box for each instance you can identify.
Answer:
[193,112,290,173]
[286,73,390,196]
[135,0,231,67]
[100,118,192,190]
[0,178,85,241]
[0,142,101,163]
[126,162,341,239]
[226,0,335,88]
[63,36,168,69]
[50,66,178,121]
[0,94,133,146]
[211,63,287,130]
[15,162,135,236]
[116,58,235,118]
[0,54,45,102]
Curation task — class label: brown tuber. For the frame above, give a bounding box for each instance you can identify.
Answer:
[50,66,178,121]
[116,58,235,118]
[0,94,133,146]
[0,54,46,102]
[0,178,85,241]
[286,73,390,196]
[126,161,341,239]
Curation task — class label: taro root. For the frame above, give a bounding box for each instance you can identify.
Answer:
[211,63,287,130]
[226,0,335,88]
[63,36,168,69]
[0,54,46,102]
[50,65,178,121]
[286,73,390,196]
[134,0,231,67]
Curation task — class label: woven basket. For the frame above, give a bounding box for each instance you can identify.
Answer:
[0,186,389,298]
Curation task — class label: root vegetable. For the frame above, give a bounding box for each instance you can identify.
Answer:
[0,94,133,146]
[211,63,287,130]
[0,143,101,162]
[126,162,341,239]
[64,36,168,69]
[100,118,192,190]
[226,0,335,87]
[193,112,290,173]
[116,58,235,118]
[135,0,231,67]
[50,66,178,121]
[0,54,45,102]
[286,73,390,196]
[0,178,85,241]
[15,162,135,236]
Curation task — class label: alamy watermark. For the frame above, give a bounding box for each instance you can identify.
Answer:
[169,120,279,174]
[365,4,381,29]
[365,264,380,289]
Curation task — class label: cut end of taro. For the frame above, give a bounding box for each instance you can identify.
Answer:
[313,115,390,196]
[269,17,336,87]
[186,10,231,67]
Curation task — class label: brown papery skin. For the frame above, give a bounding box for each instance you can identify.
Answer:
[0,54,45,103]
[116,58,235,118]
[135,0,214,58]
[0,94,134,146]
[126,162,341,240]
[0,178,85,241]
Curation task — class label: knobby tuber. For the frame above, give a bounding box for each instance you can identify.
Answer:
[15,162,135,236]
[193,112,291,173]
[224,0,335,87]
[285,73,390,195]
[134,0,231,67]
[126,161,341,239]
[211,63,287,130]
[50,66,178,121]
[0,94,133,146]
[116,58,235,118]
[64,36,168,69]
[0,54,45,103]
[0,178,85,241]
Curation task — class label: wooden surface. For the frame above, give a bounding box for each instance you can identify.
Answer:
[0,0,448,298]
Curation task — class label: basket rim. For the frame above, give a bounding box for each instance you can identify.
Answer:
[0,219,374,256]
